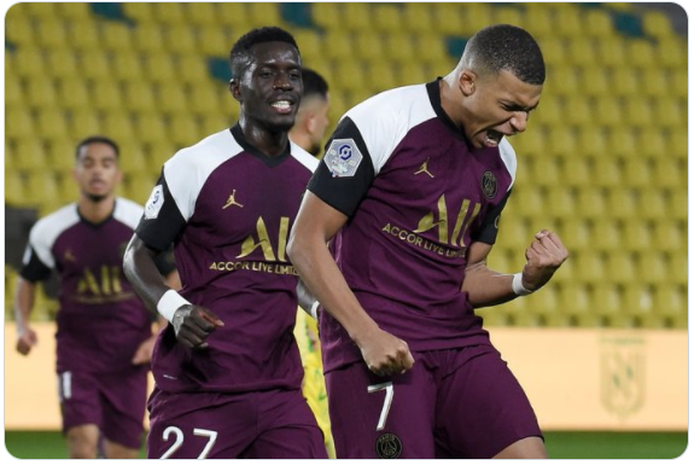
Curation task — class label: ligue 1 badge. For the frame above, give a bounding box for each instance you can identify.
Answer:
[324,138,363,178]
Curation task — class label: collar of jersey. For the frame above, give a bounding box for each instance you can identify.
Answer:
[229,124,292,168]
[426,78,466,140]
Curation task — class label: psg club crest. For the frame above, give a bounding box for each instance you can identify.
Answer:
[481,171,498,199]
[600,336,646,421]
[375,433,402,459]
[324,138,363,178]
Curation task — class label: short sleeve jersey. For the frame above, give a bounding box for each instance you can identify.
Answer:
[135,126,319,393]
[308,80,517,371]
[20,198,157,373]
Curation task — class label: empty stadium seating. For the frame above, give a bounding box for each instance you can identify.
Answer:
[4,3,687,328]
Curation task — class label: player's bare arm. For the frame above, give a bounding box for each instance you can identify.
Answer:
[288,191,414,376]
[123,235,223,349]
[463,230,568,307]
[14,277,38,355]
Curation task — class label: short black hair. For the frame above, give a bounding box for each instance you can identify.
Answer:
[229,27,300,80]
[301,68,329,100]
[75,135,120,160]
[463,24,546,85]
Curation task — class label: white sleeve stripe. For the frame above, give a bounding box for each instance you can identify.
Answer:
[345,85,436,175]
[163,130,242,222]
[290,142,320,173]
[113,197,144,230]
[498,138,518,191]
[27,204,81,269]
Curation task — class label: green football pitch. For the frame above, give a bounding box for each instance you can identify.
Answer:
[3,430,688,459]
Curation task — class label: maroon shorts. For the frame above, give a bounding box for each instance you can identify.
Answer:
[58,366,148,449]
[326,344,542,458]
[146,387,327,459]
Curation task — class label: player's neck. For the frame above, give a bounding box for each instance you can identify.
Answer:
[238,118,289,158]
[77,195,116,224]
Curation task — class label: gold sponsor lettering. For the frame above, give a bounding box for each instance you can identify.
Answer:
[237,216,291,262]
[382,222,467,258]
[414,194,482,247]
[77,266,127,298]
[208,261,298,276]
[414,194,449,244]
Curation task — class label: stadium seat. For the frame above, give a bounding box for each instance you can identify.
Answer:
[24,77,58,109]
[155,82,189,114]
[6,107,35,140]
[590,220,622,253]
[78,50,112,80]
[36,109,70,141]
[132,25,166,53]
[576,187,606,220]
[652,222,686,254]
[194,27,231,56]
[102,112,137,142]
[47,139,78,173]
[340,3,372,32]
[637,251,668,287]
[168,115,200,148]
[5,73,24,110]
[580,68,610,97]
[371,4,402,33]
[164,25,198,55]
[403,4,434,34]
[590,284,625,326]
[621,159,652,188]
[643,10,675,39]
[607,128,637,159]
[247,3,282,28]
[182,3,217,26]
[636,189,666,221]
[638,130,664,159]
[134,112,169,144]
[627,39,654,69]
[67,20,102,51]
[26,172,61,208]
[125,172,160,205]
[605,187,636,220]
[668,190,687,222]
[215,3,252,28]
[544,186,576,219]
[606,250,637,285]
[591,98,623,129]
[434,3,469,35]
[188,85,225,116]
[552,4,584,38]
[491,7,525,32]
[574,252,607,284]
[559,219,590,252]
[13,49,45,78]
[639,68,669,98]
[46,49,80,79]
[610,68,640,97]
[122,2,155,23]
[510,185,545,219]
[583,8,615,38]
[651,284,686,327]
[100,21,134,52]
[658,38,687,72]
[537,38,567,69]
[152,2,186,24]
[621,219,653,252]
[13,139,47,173]
[5,14,36,47]
[68,109,102,140]
[566,38,596,67]
[523,5,555,38]
[653,98,685,129]
[311,3,341,31]
[56,2,92,19]
[354,32,385,63]
[621,98,653,129]
[559,283,591,321]
[35,18,69,49]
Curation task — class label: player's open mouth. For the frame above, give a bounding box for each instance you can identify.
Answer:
[271,100,294,114]
[485,129,503,147]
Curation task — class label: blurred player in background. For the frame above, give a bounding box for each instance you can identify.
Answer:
[289,67,334,457]
[288,24,568,458]
[14,136,179,459]
[123,27,327,459]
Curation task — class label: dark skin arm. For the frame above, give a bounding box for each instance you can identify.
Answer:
[463,230,568,307]
[123,235,223,349]
[287,191,414,377]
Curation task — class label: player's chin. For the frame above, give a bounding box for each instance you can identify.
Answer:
[265,116,296,133]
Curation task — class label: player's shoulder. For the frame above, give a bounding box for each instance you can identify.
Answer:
[113,197,145,230]
[498,137,518,186]
[289,141,320,173]
[346,83,434,125]
[29,203,80,244]
[164,128,240,175]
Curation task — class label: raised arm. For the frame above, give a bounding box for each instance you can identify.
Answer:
[288,191,414,376]
[463,230,568,307]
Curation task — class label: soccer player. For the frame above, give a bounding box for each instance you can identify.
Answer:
[14,136,178,459]
[287,24,568,459]
[289,68,331,157]
[122,27,327,459]
[289,67,334,456]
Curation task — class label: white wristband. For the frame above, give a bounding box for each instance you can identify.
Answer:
[157,290,191,323]
[512,273,534,296]
[309,301,320,320]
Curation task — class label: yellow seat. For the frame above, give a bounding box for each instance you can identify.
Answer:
[188,85,224,116]
[658,38,687,72]
[637,252,667,286]
[640,68,669,98]
[652,221,686,254]
[561,157,591,188]
[21,1,56,17]
[25,77,58,109]
[621,219,653,252]
[46,49,80,79]
[134,113,169,144]
[164,25,198,54]
[560,97,592,126]
[112,52,145,82]
[122,81,156,113]
[434,3,470,36]
[355,32,385,63]
[194,27,230,56]
[13,139,47,173]
[559,219,590,252]
[5,106,36,139]
[622,98,653,129]
[544,186,576,219]
[56,2,91,19]
[652,284,686,320]
[175,54,209,85]
[511,185,545,219]
[636,190,666,221]
[117,141,147,175]
[125,172,159,205]
[144,54,177,84]
[643,10,675,40]
[610,68,640,97]
[574,252,607,284]
[403,4,434,34]
[155,82,189,114]
[669,128,688,161]
[590,283,623,320]
[14,49,45,78]
[5,73,24,110]
[652,158,685,190]
[27,172,62,207]
[199,114,231,136]
[5,173,27,207]
[550,128,579,158]
[36,109,70,141]
[523,5,555,38]
[103,113,137,142]
[371,4,403,33]
[312,3,341,31]
[100,21,134,51]
[566,38,596,67]
[5,14,35,46]
[627,40,654,69]
[538,38,567,69]
[123,3,155,23]
[78,50,112,80]
[89,80,122,111]
[294,31,323,62]
[68,109,102,140]
[595,37,626,68]
[580,68,610,97]
[582,8,615,38]
[365,62,399,95]
[528,156,561,187]
[47,139,78,173]
[36,18,69,49]
[414,35,448,65]
[334,62,367,92]
[606,187,636,219]
[653,98,685,129]
[551,4,583,38]
[247,3,282,28]
[67,20,101,51]
[638,130,664,158]
[667,252,688,286]
[168,115,200,149]
[183,3,217,26]
[341,3,372,32]
[491,7,525,31]
[606,251,636,285]
[536,98,564,127]
[152,2,186,24]
[590,219,622,252]
[576,187,605,220]
[577,126,607,159]
[131,26,165,53]
[607,127,636,158]
[621,159,652,188]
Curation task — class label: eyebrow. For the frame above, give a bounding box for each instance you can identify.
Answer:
[501,100,539,112]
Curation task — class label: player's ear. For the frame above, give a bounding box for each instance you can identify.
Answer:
[458,69,477,97]
[230,78,242,102]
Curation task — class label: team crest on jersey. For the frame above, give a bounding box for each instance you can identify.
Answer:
[481,171,498,199]
[375,433,402,459]
[145,185,164,219]
[324,139,363,178]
